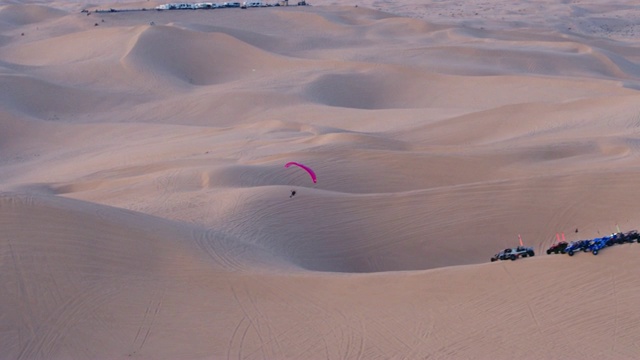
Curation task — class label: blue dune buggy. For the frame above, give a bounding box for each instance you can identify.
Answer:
[565,240,590,256]
[587,237,608,255]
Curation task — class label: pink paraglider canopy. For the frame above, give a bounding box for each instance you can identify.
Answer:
[284,162,317,183]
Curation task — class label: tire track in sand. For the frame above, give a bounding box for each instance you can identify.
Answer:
[132,285,166,353]
[16,283,123,360]
[499,264,544,337]
[228,284,268,360]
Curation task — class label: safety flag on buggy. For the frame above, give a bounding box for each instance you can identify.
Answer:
[518,234,524,247]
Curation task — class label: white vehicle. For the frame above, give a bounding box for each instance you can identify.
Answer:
[243,1,263,7]
[490,246,535,262]
[223,2,241,6]
[195,2,216,8]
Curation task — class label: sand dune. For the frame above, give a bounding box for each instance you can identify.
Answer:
[4,190,640,359]
[0,4,66,26]
[120,25,298,86]
[2,1,640,359]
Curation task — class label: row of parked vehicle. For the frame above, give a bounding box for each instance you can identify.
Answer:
[490,230,640,262]
[155,1,307,10]
[546,230,640,256]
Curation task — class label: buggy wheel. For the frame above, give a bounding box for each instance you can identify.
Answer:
[491,258,496,262]
[593,250,598,255]
[546,249,552,254]
[568,250,574,256]
[528,251,535,257]
[510,254,516,261]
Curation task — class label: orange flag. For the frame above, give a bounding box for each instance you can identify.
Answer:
[518,234,524,246]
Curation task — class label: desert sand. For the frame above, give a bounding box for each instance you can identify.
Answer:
[2,0,640,358]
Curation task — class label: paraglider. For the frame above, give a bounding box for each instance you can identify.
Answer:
[285,162,316,199]
[284,162,317,183]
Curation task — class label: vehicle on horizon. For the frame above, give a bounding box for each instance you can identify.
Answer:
[195,2,218,8]
[546,241,568,254]
[242,1,264,7]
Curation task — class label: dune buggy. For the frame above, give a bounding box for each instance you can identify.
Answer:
[546,241,568,254]
[565,240,590,256]
[491,246,535,262]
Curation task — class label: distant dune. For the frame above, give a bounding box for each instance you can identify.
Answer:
[2,1,640,359]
